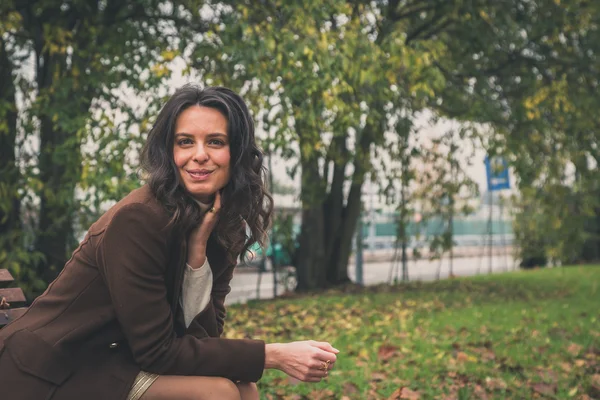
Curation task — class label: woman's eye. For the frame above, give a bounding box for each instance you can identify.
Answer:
[178,138,193,145]
[209,139,226,146]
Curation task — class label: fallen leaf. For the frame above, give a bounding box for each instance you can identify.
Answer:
[308,389,334,400]
[343,382,359,395]
[387,388,402,400]
[456,351,477,363]
[358,348,370,360]
[568,343,583,356]
[388,387,421,399]
[378,344,401,362]
[473,385,490,400]
[371,372,388,382]
[472,347,496,361]
[532,382,557,396]
[560,362,572,372]
[485,377,507,391]
[400,387,421,399]
[536,368,559,383]
[574,359,586,367]
[591,374,600,397]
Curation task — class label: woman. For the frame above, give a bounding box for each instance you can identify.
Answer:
[0,85,338,400]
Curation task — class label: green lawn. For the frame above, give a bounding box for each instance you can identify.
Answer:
[224,266,600,399]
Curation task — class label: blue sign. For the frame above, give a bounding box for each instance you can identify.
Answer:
[485,156,510,191]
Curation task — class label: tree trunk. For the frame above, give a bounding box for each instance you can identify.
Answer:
[296,153,328,290]
[327,180,361,284]
[0,38,20,243]
[324,134,351,285]
[34,50,82,286]
[325,125,373,285]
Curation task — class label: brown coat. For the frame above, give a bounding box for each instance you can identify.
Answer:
[0,186,265,400]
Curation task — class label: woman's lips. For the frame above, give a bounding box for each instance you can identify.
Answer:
[187,170,213,181]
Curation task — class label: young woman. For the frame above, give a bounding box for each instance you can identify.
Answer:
[0,85,338,400]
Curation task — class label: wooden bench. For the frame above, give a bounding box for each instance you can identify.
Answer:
[0,269,28,328]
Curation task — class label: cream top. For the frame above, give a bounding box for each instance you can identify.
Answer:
[180,197,214,328]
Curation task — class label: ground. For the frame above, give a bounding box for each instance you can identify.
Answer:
[223,265,600,399]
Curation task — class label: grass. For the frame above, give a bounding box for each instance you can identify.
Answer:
[224,266,600,399]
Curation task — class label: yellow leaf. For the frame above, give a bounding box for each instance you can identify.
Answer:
[161,50,177,62]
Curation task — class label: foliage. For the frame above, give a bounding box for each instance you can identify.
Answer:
[0,0,207,297]
[225,266,600,399]
[194,0,447,290]
[431,0,600,265]
[1,0,598,298]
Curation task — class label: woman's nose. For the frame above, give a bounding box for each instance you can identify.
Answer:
[193,145,209,162]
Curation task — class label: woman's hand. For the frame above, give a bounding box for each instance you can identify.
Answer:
[265,340,339,382]
[187,191,221,268]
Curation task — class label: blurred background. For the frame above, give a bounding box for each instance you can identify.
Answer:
[0,0,598,301]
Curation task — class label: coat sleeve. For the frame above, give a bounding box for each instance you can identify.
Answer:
[96,203,265,381]
[212,261,235,336]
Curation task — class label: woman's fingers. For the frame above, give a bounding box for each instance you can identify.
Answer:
[212,190,222,212]
[312,347,337,365]
[310,341,340,354]
[203,191,221,225]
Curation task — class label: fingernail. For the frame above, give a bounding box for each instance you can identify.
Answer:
[333,347,340,353]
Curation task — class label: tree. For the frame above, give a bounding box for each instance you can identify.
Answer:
[431,0,600,265]
[194,0,445,290]
[1,0,206,296]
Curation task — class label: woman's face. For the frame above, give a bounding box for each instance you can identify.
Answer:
[173,105,231,203]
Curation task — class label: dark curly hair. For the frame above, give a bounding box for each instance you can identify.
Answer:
[140,85,273,263]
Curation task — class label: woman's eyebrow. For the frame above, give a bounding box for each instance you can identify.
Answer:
[206,132,228,138]
[174,132,228,138]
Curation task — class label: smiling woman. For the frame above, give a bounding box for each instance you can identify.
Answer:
[0,85,339,400]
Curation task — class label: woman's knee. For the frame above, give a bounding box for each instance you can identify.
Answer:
[140,376,240,400]
[236,382,259,400]
[209,378,241,400]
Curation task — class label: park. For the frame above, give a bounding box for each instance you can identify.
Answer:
[1,1,599,399]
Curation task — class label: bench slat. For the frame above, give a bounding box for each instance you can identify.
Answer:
[0,269,14,289]
[0,307,28,327]
[0,287,27,307]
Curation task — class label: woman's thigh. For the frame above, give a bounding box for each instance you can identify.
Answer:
[140,375,241,400]
[236,382,259,400]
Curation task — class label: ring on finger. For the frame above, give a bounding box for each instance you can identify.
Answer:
[320,361,327,371]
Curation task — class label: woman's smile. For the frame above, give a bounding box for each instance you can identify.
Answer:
[186,169,214,180]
